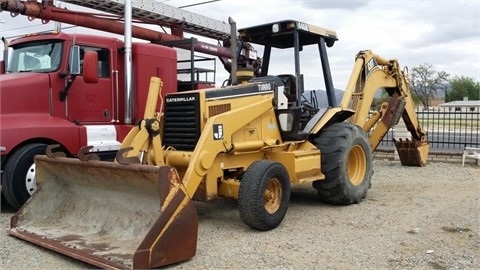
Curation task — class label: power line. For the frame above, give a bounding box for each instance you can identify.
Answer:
[2,23,53,32]
[179,0,220,8]
[4,25,78,39]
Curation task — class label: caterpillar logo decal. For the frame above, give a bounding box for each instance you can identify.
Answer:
[165,96,196,103]
[365,58,378,76]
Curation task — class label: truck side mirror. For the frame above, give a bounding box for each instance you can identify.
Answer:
[82,51,99,84]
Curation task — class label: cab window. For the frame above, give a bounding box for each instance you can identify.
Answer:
[79,46,110,78]
[8,40,62,73]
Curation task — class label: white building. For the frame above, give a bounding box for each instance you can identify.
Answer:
[439,98,480,112]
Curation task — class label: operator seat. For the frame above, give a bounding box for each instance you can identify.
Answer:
[24,55,41,70]
[278,74,296,102]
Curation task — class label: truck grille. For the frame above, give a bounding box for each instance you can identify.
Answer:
[163,93,200,151]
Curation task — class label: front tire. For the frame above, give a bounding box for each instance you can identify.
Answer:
[2,143,47,210]
[312,123,373,205]
[238,160,291,231]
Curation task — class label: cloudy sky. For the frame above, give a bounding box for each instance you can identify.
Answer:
[1,0,479,91]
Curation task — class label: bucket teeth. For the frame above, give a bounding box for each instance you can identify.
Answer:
[393,138,429,167]
[78,145,101,161]
[45,144,66,158]
[116,147,141,165]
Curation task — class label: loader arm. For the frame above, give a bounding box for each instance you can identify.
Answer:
[130,94,277,267]
[339,50,429,166]
[159,94,275,204]
[118,77,164,165]
[179,95,275,197]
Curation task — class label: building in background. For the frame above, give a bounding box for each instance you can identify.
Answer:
[440,98,480,113]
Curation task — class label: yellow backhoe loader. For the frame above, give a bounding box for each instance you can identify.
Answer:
[9,20,428,269]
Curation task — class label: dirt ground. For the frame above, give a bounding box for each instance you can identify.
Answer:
[1,159,479,269]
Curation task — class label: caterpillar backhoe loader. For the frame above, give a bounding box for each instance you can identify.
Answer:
[9,20,429,269]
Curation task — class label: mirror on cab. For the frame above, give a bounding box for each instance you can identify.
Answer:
[82,50,99,84]
[69,45,99,84]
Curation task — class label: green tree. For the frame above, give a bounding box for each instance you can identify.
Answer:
[409,63,449,109]
[371,91,390,110]
[445,76,480,101]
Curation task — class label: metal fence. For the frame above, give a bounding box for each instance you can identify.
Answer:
[375,107,480,153]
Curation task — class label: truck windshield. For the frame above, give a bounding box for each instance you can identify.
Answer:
[7,40,62,73]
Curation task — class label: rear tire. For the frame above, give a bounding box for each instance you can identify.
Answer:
[2,143,47,210]
[312,123,373,205]
[238,160,291,231]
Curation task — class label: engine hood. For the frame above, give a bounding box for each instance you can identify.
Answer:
[0,72,52,115]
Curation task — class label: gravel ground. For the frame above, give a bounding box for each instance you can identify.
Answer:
[1,159,479,269]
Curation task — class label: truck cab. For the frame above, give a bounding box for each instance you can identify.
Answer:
[0,31,182,209]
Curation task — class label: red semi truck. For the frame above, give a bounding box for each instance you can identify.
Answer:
[1,32,181,209]
[0,0,255,209]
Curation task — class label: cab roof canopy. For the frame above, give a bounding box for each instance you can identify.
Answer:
[238,20,338,48]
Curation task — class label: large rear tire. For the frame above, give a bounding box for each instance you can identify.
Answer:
[312,122,373,205]
[238,160,291,231]
[2,143,47,210]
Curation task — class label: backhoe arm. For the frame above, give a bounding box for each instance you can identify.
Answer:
[340,50,429,166]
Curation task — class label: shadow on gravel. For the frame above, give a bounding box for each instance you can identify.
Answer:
[193,184,337,229]
[289,184,339,208]
[1,194,15,214]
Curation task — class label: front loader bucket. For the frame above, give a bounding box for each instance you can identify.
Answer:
[394,138,429,166]
[9,155,198,269]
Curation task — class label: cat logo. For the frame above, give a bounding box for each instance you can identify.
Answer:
[297,22,309,31]
[365,58,378,76]
[213,124,223,140]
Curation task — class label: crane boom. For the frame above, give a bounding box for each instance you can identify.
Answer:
[61,0,231,41]
[0,0,253,60]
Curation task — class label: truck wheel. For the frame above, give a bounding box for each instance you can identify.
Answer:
[2,143,47,210]
[312,122,373,205]
[238,160,291,231]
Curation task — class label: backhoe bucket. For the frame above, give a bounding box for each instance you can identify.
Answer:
[394,138,429,166]
[9,155,198,269]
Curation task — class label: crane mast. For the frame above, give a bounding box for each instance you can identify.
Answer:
[0,0,256,62]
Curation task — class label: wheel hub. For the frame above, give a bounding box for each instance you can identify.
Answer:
[25,163,37,195]
[264,178,282,214]
[347,145,367,185]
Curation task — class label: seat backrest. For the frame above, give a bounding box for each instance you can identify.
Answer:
[24,55,41,70]
[278,74,296,102]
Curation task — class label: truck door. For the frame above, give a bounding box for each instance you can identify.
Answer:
[66,45,113,123]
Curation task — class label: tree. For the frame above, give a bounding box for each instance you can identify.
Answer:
[371,91,390,110]
[445,76,480,101]
[409,63,449,109]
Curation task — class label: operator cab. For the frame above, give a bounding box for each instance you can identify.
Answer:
[238,20,338,140]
